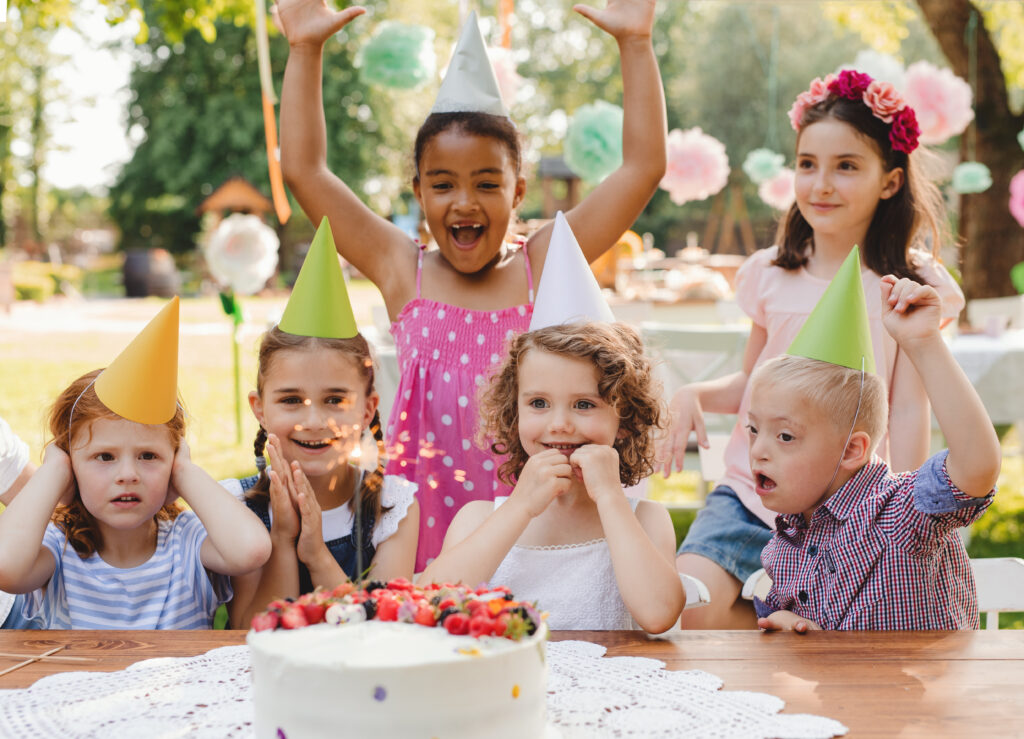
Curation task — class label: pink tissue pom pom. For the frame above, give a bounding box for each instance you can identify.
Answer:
[487,47,522,108]
[1010,170,1024,229]
[758,168,795,212]
[901,61,974,146]
[660,127,730,205]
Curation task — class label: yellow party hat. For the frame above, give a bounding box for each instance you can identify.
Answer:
[787,245,875,373]
[278,217,358,339]
[95,296,180,424]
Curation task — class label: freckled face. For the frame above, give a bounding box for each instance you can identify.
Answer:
[414,130,525,275]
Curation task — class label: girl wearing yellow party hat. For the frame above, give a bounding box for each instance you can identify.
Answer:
[227,219,419,630]
[0,299,272,629]
[276,0,666,571]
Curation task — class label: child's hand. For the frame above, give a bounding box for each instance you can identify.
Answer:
[758,610,821,633]
[273,0,366,48]
[569,444,622,503]
[265,434,301,543]
[512,449,574,517]
[656,387,707,477]
[290,462,329,566]
[574,0,655,42]
[40,443,75,506]
[881,276,942,348]
[167,439,196,506]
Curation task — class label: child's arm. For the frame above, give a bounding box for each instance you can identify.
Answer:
[0,444,66,593]
[171,442,272,576]
[571,445,684,633]
[881,277,1000,496]
[276,0,416,304]
[420,449,574,585]
[658,323,767,475]
[362,500,419,582]
[887,351,930,472]
[533,0,666,266]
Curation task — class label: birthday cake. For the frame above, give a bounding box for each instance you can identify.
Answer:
[247,579,548,739]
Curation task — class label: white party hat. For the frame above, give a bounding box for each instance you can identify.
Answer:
[529,211,615,330]
[430,10,507,116]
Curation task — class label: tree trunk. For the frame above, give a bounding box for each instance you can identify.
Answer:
[916,0,1024,299]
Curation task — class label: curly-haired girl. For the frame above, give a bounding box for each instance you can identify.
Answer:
[422,323,684,633]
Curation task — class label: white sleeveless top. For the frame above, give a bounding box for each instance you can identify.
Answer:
[489,496,639,630]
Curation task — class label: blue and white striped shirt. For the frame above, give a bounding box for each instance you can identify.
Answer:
[24,511,231,629]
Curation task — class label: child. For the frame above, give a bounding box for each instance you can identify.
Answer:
[0,414,37,629]
[276,0,667,570]
[751,261,999,630]
[421,322,684,633]
[227,220,419,629]
[661,69,965,628]
[0,300,271,629]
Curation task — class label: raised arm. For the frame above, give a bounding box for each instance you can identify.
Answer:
[881,277,1000,496]
[276,0,416,303]
[530,0,666,268]
[0,444,66,593]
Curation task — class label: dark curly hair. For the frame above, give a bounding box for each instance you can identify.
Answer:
[776,92,952,281]
[413,111,523,180]
[48,369,184,558]
[479,323,664,488]
[248,327,389,525]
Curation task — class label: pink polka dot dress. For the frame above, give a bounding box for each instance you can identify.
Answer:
[387,244,534,571]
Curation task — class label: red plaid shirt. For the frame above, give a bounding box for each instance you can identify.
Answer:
[755,452,993,630]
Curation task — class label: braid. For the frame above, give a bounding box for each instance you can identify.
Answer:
[249,427,271,498]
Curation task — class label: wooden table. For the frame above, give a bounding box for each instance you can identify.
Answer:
[2,630,1023,736]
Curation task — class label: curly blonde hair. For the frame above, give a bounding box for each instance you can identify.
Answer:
[479,323,664,487]
[48,369,184,558]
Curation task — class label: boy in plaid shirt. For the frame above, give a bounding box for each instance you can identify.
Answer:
[749,267,999,631]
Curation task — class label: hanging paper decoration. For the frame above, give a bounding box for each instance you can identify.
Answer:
[842,50,905,88]
[742,149,784,185]
[487,46,523,109]
[564,101,624,184]
[204,214,280,295]
[1011,261,1024,294]
[1018,127,1024,151]
[901,61,974,146]
[357,22,436,90]
[951,162,992,194]
[1010,170,1024,229]
[758,167,795,211]
[659,127,730,206]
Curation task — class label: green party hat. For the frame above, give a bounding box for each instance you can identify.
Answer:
[278,217,358,339]
[787,245,875,373]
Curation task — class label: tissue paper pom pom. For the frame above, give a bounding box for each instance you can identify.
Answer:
[901,61,974,146]
[758,168,795,211]
[842,50,905,88]
[203,214,279,296]
[487,46,523,109]
[742,149,784,184]
[1010,170,1024,229]
[951,162,992,194]
[1018,127,1024,152]
[564,101,624,183]
[1011,261,1024,295]
[660,127,730,205]
[357,22,436,90]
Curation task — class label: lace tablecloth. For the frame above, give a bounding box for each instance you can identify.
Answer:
[0,640,847,738]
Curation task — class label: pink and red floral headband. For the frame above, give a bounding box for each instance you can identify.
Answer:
[788,69,920,154]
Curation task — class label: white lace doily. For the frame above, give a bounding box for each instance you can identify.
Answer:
[0,641,847,738]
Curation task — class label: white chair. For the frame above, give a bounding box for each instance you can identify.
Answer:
[741,557,1024,630]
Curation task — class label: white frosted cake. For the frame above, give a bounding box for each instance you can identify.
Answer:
[246,580,547,739]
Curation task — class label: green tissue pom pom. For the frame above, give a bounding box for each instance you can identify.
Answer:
[951,162,992,194]
[1012,262,1024,295]
[357,22,436,90]
[742,149,784,184]
[564,101,624,184]
[1018,127,1024,152]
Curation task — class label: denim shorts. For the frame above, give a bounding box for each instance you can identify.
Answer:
[676,485,774,583]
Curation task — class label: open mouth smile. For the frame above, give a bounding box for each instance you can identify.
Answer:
[450,223,485,248]
[291,438,337,451]
[543,442,584,456]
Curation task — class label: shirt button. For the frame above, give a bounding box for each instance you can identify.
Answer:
[807,545,818,556]
[798,590,809,603]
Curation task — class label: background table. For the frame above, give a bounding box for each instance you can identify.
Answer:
[2,629,1023,737]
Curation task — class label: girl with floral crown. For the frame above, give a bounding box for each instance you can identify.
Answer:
[660,69,966,629]
[274,0,666,571]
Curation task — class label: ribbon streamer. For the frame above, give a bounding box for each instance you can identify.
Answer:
[255,0,291,223]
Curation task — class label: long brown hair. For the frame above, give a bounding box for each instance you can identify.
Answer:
[248,327,389,526]
[479,323,664,487]
[49,369,184,558]
[775,92,951,281]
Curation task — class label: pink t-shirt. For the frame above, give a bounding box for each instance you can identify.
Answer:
[719,246,965,527]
